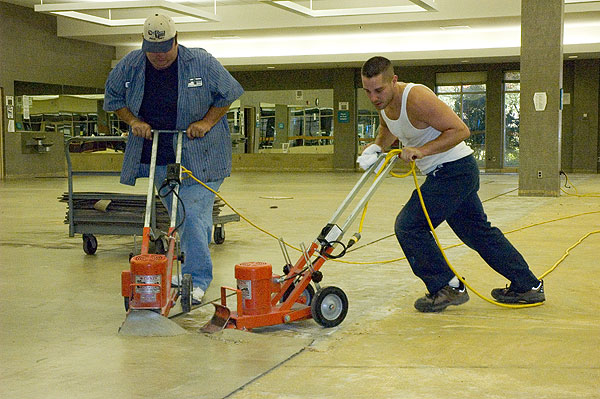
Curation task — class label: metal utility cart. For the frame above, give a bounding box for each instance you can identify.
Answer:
[62,136,239,254]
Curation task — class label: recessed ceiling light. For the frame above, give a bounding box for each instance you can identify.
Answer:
[267,66,276,69]
[35,0,220,26]
[568,55,579,59]
[269,0,437,17]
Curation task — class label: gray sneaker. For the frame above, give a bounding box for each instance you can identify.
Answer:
[414,282,469,313]
[491,280,545,304]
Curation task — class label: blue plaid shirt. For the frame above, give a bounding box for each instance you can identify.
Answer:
[104,45,244,186]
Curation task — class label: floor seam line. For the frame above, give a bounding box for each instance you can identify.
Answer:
[222,339,315,399]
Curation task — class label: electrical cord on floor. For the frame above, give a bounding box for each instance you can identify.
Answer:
[180,166,303,253]
[560,170,600,197]
[180,162,600,309]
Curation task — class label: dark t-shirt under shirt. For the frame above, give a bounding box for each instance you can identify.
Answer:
[139,58,178,165]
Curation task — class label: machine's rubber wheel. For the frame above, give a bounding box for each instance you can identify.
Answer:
[281,283,315,305]
[181,274,193,313]
[124,296,130,311]
[213,225,225,244]
[311,286,348,328]
[83,234,98,255]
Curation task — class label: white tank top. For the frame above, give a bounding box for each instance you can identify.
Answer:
[381,83,473,174]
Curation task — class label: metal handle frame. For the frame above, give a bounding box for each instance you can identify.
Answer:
[325,153,399,242]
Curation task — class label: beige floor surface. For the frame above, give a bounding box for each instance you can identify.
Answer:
[1,171,599,399]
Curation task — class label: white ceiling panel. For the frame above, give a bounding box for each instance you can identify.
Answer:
[4,0,600,69]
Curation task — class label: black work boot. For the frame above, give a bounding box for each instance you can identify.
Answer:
[491,280,545,304]
[414,282,469,313]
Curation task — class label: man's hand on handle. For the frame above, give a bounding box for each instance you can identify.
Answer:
[399,147,424,163]
[186,120,212,139]
[356,144,382,171]
[130,119,153,140]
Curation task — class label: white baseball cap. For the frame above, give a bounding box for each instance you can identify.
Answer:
[142,14,177,53]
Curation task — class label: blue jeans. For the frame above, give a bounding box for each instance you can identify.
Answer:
[394,155,539,295]
[140,164,223,291]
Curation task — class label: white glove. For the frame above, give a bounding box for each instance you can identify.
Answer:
[357,144,382,170]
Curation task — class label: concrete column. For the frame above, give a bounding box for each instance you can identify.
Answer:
[518,0,564,196]
[273,104,288,149]
[485,66,504,171]
[333,69,357,171]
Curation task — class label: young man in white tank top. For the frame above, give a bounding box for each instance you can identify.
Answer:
[358,56,544,312]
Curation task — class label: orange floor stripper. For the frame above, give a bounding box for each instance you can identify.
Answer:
[119,130,192,335]
[202,153,400,332]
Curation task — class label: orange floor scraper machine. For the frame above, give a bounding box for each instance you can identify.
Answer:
[119,130,194,335]
[201,152,400,333]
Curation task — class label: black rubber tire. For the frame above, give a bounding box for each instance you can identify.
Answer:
[281,283,315,306]
[181,274,193,313]
[124,296,129,311]
[301,284,315,306]
[311,286,348,328]
[83,234,98,255]
[213,225,225,244]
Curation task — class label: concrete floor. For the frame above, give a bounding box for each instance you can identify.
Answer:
[1,171,599,399]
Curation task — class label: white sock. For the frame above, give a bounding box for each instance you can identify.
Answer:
[448,276,460,288]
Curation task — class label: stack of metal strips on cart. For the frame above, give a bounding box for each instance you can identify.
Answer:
[59,192,225,231]
[59,192,171,232]
[212,197,225,219]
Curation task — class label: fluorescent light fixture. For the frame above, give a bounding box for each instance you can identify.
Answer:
[440,25,471,30]
[34,0,220,26]
[564,0,599,3]
[212,35,242,40]
[269,0,437,17]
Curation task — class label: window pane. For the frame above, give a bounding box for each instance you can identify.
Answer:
[463,93,486,132]
[438,94,461,116]
[504,82,520,91]
[463,93,486,164]
[436,85,460,94]
[504,92,520,167]
[463,84,486,93]
[504,71,520,81]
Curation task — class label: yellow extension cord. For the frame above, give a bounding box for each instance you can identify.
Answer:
[561,171,600,198]
[181,159,600,309]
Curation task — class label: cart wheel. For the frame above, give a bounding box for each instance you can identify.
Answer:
[213,225,225,245]
[311,286,348,328]
[281,283,315,306]
[181,274,193,313]
[124,296,130,311]
[83,234,98,255]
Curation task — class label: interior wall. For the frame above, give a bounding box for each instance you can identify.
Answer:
[0,2,114,96]
[1,1,597,176]
[572,59,600,173]
[562,61,576,171]
[0,1,115,179]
